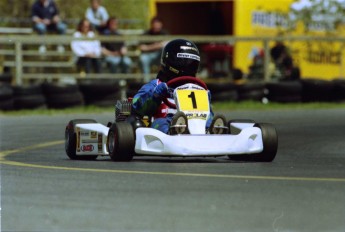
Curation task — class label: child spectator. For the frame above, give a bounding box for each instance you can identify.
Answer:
[102,17,132,73]
[71,19,102,74]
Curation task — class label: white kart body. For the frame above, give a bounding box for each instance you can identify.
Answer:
[135,123,263,156]
[74,121,263,157]
[75,123,109,155]
[73,82,264,157]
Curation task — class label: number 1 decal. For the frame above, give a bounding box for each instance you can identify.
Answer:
[187,91,197,109]
[176,89,209,111]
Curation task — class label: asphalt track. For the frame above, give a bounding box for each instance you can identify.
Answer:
[1,108,345,232]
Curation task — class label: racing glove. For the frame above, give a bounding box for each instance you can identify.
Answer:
[153,82,173,99]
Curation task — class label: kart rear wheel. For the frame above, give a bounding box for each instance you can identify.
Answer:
[65,119,98,160]
[254,123,278,162]
[107,122,135,161]
[228,122,278,162]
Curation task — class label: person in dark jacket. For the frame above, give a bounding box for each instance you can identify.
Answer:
[31,0,67,53]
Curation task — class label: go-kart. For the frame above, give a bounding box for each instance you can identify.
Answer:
[65,76,278,162]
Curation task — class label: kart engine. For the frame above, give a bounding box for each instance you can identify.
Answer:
[115,99,132,122]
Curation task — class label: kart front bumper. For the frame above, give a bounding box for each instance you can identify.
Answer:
[135,127,263,156]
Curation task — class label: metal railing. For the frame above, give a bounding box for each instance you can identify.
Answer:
[1,34,345,85]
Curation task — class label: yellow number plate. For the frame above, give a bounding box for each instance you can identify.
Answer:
[176,89,209,111]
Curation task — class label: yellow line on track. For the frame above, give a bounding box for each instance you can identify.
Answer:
[1,140,345,182]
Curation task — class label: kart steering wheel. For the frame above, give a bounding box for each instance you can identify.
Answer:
[163,76,208,109]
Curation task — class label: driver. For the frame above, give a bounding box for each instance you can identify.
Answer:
[132,38,214,134]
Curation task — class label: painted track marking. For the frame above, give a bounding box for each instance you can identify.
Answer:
[1,140,345,182]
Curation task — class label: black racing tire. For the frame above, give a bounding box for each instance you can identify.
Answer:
[0,72,12,83]
[79,79,120,106]
[265,81,302,103]
[301,79,334,102]
[211,90,238,102]
[107,122,135,161]
[65,119,98,160]
[0,98,14,111]
[13,85,43,96]
[12,85,47,109]
[332,79,345,101]
[236,83,265,101]
[0,83,13,101]
[207,82,237,92]
[228,122,277,162]
[42,82,79,95]
[253,123,278,162]
[46,92,84,109]
[13,94,46,110]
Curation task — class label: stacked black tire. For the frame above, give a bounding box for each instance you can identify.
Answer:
[42,83,84,109]
[79,80,121,107]
[13,85,47,109]
[0,72,13,110]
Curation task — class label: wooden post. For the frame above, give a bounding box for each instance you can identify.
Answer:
[15,41,23,85]
[263,39,270,82]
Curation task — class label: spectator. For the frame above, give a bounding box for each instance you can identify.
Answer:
[31,0,67,53]
[270,41,300,80]
[71,19,102,74]
[85,0,109,33]
[139,16,168,80]
[102,17,132,73]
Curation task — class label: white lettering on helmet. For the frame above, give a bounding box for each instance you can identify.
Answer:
[180,46,198,52]
[177,53,200,61]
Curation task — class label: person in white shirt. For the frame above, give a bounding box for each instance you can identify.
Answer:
[85,0,109,33]
[71,18,102,73]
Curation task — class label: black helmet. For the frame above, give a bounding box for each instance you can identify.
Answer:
[160,39,200,79]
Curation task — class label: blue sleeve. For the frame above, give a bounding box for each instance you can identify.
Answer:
[132,80,162,117]
[206,90,214,128]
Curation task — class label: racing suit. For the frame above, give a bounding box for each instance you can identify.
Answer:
[132,73,214,134]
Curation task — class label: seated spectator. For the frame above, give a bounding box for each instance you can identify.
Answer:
[139,16,168,80]
[71,19,102,74]
[31,0,67,53]
[102,17,132,73]
[85,0,109,33]
[270,41,300,80]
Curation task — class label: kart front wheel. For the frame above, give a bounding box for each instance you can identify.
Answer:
[170,112,189,135]
[107,122,135,161]
[65,119,98,160]
[209,115,228,134]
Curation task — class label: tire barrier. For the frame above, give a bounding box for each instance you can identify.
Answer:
[265,81,303,103]
[13,85,46,110]
[301,79,334,102]
[42,82,84,109]
[332,79,345,102]
[236,82,265,102]
[0,83,14,110]
[0,72,12,84]
[207,82,238,102]
[79,80,121,107]
[1,78,345,111]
